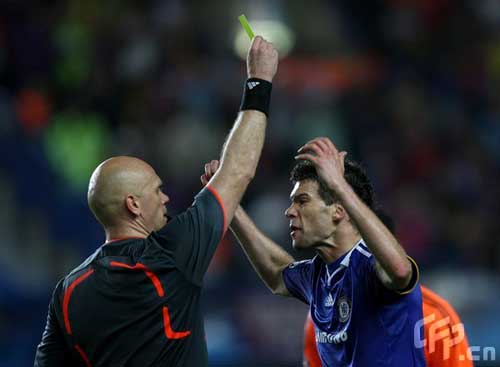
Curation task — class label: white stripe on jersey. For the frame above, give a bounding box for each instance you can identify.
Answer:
[355,245,372,258]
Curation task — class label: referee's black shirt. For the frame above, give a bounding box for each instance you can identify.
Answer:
[34,187,226,367]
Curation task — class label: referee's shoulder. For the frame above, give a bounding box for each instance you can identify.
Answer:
[61,249,100,288]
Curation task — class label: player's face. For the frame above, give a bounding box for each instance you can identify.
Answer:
[139,173,170,232]
[285,180,335,249]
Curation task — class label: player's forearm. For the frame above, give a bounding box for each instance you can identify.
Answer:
[336,182,412,289]
[230,206,294,295]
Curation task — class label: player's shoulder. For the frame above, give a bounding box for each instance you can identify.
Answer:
[347,240,374,270]
[352,241,373,260]
[286,258,315,270]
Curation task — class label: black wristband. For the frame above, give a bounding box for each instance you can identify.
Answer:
[239,78,273,116]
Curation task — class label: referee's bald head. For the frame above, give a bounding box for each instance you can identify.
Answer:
[87,156,157,228]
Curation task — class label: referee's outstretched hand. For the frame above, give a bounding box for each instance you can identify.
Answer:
[247,36,278,83]
[295,137,348,193]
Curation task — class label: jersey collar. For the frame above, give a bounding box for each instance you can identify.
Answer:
[324,239,365,285]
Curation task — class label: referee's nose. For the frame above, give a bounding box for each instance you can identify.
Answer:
[161,192,170,205]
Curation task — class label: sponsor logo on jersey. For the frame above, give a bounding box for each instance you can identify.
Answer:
[315,330,348,344]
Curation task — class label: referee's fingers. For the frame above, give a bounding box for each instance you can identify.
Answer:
[251,35,263,51]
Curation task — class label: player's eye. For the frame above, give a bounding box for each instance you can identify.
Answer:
[296,198,308,206]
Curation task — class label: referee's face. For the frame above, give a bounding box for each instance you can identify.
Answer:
[138,172,170,232]
[286,180,336,249]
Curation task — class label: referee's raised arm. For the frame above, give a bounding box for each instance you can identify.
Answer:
[206,36,278,230]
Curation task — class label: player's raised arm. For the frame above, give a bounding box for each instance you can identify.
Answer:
[231,206,294,295]
[206,36,278,228]
[295,137,414,291]
[201,160,294,296]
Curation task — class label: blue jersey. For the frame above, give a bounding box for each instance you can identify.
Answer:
[283,240,427,367]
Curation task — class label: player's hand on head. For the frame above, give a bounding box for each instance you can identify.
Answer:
[247,35,279,83]
[200,160,220,186]
[295,137,348,192]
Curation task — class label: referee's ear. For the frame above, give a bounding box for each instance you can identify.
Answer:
[126,194,141,216]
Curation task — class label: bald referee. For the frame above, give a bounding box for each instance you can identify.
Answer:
[34,35,278,367]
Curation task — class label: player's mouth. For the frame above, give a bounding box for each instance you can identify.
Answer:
[290,225,302,238]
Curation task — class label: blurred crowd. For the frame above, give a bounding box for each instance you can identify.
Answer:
[0,0,499,365]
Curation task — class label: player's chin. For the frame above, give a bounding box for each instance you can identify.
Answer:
[292,238,306,250]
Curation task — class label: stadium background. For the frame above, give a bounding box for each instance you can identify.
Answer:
[1,0,499,366]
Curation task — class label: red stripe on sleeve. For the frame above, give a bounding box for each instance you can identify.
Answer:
[63,268,95,335]
[205,185,228,236]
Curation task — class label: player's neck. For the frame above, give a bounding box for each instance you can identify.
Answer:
[316,229,361,264]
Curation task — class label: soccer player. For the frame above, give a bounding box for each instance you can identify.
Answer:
[201,137,427,366]
[34,35,278,367]
[301,213,472,367]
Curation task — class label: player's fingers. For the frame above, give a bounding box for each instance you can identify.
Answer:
[338,151,348,175]
[209,160,219,175]
[298,138,316,150]
[316,137,339,156]
[339,151,347,168]
[315,138,331,155]
[298,141,323,156]
[294,153,318,165]
[323,137,337,152]
[299,138,328,154]
[200,174,208,185]
[204,163,212,177]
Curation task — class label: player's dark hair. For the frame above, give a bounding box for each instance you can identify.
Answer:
[290,159,374,209]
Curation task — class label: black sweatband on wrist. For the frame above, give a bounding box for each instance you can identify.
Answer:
[239,78,272,116]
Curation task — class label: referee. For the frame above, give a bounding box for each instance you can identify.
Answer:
[34,35,278,367]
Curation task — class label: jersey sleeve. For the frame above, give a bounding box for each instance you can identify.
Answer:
[34,281,72,366]
[282,260,314,305]
[153,186,226,285]
[362,255,420,301]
